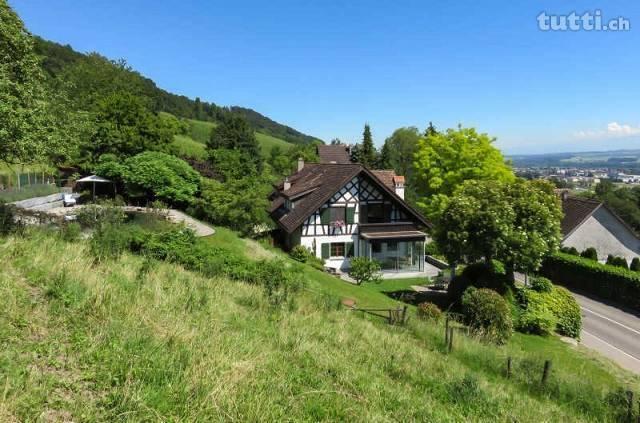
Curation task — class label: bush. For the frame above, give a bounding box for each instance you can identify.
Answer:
[631,257,640,272]
[560,246,579,256]
[541,253,640,311]
[546,286,582,338]
[416,302,442,321]
[580,247,598,261]
[517,305,557,336]
[76,202,126,229]
[606,255,628,269]
[448,261,513,302]
[0,202,20,235]
[90,224,132,261]
[349,257,382,285]
[290,245,312,262]
[461,287,513,344]
[60,222,82,242]
[530,276,552,293]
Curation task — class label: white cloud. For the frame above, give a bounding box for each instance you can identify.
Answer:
[573,122,640,140]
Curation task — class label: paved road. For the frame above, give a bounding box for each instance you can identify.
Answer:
[572,291,640,374]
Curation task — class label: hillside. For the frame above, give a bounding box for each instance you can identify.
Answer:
[1,228,638,421]
[32,36,322,146]
[168,116,294,160]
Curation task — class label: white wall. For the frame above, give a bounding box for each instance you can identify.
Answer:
[563,207,640,262]
[300,234,359,271]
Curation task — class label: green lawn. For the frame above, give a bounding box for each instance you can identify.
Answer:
[170,134,208,160]
[1,228,639,421]
[256,131,294,155]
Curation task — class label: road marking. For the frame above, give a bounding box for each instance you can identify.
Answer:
[581,306,640,336]
[582,330,640,364]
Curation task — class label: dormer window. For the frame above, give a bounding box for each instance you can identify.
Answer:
[285,199,294,210]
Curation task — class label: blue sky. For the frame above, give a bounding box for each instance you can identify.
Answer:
[10,0,640,154]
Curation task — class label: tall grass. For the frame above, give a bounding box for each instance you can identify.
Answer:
[0,230,638,421]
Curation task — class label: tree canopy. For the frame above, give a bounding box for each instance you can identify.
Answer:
[208,113,261,169]
[352,124,377,167]
[435,179,562,276]
[413,126,515,219]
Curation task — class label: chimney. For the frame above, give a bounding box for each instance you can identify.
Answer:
[393,175,405,200]
[297,157,304,172]
[283,177,291,191]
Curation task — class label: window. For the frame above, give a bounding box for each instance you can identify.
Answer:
[372,241,381,253]
[366,203,388,223]
[387,241,397,251]
[330,207,346,223]
[331,242,345,257]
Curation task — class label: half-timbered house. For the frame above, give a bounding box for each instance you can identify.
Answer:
[270,160,431,274]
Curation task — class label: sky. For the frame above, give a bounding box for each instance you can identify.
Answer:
[10,0,640,154]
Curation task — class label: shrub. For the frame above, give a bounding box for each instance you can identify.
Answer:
[516,289,557,336]
[0,202,20,235]
[448,261,513,302]
[541,253,640,311]
[349,257,382,285]
[76,202,126,229]
[546,286,582,338]
[90,224,132,261]
[416,302,442,321]
[290,245,312,262]
[60,222,82,242]
[530,276,552,293]
[606,255,628,269]
[560,246,579,256]
[580,247,598,261]
[461,287,513,344]
[631,257,640,272]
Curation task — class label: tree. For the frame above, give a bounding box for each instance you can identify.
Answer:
[352,124,377,167]
[424,121,438,137]
[435,179,562,278]
[381,126,421,178]
[348,257,382,285]
[330,138,343,145]
[96,152,200,205]
[0,1,75,165]
[377,140,392,169]
[193,176,272,236]
[85,92,174,162]
[580,247,598,261]
[207,113,260,167]
[413,126,515,219]
[211,148,257,181]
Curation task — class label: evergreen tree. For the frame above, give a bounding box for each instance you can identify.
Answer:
[424,121,438,137]
[377,140,392,169]
[355,124,377,167]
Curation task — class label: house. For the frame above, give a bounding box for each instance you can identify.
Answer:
[560,193,640,262]
[316,144,352,164]
[269,159,431,274]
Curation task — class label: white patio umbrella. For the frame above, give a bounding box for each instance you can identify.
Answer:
[76,175,113,200]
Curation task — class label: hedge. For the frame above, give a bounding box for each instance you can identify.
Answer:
[540,252,640,311]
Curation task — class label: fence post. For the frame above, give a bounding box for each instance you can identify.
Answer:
[402,305,408,325]
[445,316,450,344]
[626,390,633,422]
[506,357,512,379]
[447,327,454,353]
[541,360,552,385]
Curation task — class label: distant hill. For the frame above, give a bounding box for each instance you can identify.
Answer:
[509,149,640,170]
[32,36,322,146]
[168,116,294,160]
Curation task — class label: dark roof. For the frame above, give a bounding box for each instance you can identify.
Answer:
[317,145,352,164]
[359,222,426,239]
[270,164,430,233]
[371,170,396,190]
[561,196,602,237]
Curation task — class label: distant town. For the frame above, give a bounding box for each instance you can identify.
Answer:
[516,166,640,189]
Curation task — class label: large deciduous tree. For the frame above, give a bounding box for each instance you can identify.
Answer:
[413,126,515,219]
[86,92,173,162]
[207,113,260,168]
[0,0,78,165]
[435,179,562,278]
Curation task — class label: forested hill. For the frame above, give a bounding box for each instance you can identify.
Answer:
[33,36,322,146]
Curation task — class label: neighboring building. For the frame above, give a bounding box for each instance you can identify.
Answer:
[561,193,640,262]
[269,160,431,274]
[317,144,352,164]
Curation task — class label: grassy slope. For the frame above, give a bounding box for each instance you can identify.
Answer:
[1,229,639,421]
[170,118,293,160]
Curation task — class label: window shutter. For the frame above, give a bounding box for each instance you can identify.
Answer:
[320,208,330,225]
[346,242,354,257]
[321,243,330,259]
[346,207,355,224]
